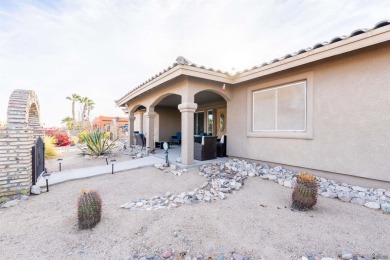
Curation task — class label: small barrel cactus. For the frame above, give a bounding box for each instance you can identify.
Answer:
[292,172,318,211]
[77,189,102,229]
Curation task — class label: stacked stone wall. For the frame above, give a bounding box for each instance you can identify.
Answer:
[0,127,34,198]
[0,89,42,198]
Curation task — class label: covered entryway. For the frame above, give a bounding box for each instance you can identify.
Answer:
[116,57,232,166]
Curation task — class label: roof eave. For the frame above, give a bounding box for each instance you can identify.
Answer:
[234,25,390,84]
[116,65,233,107]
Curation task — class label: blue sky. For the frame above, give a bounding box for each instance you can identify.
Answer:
[0,0,389,127]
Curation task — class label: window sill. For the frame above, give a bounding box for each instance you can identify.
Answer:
[247,131,313,140]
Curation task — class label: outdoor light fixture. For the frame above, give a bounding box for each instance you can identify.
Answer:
[110,159,116,174]
[105,156,109,165]
[57,158,63,172]
[42,172,51,192]
[163,142,170,167]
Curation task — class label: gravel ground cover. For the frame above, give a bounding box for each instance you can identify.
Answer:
[1,166,389,259]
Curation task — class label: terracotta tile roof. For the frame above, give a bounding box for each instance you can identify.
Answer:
[116,20,390,105]
[239,20,390,73]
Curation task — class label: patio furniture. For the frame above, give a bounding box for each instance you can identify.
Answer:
[135,133,146,150]
[155,141,170,149]
[194,136,217,161]
[171,132,181,146]
[217,135,227,157]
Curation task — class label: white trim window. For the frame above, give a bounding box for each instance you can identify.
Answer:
[253,81,307,132]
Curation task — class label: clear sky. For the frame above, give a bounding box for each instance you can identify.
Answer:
[0,0,389,127]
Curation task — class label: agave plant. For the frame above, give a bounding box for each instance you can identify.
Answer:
[83,130,116,156]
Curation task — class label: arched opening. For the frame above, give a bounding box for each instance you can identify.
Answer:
[28,103,40,129]
[194,90,227,137]
[153,94,182,143]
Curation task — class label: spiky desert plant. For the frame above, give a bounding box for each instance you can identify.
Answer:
[77,189,102,229]
[83,130,117,156]
[292,172,318,211]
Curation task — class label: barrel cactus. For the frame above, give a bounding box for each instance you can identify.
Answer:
[77,189,102,229]
[292,172,318,211]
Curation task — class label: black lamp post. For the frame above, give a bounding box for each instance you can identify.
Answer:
[163,142,169,167]
[105,156,108,165]
[57,158,63,171]
[110,159,116,174]
[42,173,51,192]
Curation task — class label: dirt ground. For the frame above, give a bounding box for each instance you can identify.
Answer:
[0,166,389,259]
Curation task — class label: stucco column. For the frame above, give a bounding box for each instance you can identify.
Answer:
[139,111,144,133]
[178,102,198,165]
[144,111,156,149]
[128,113,136,146]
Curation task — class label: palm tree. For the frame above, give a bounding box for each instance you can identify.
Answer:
[66,94,81,129]
[80,97,92,130]
[61,116,73,130]
[87,99,95,120]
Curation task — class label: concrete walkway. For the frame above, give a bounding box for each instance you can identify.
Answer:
[37,155,165,187]
[37,150,229,188]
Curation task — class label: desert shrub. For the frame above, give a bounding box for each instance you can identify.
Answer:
[44,135,58,159]
[292,172,318,211]
[45,129,71,146]
[83,130,116,156]
[77,189,102,229]
[78,130,91,144]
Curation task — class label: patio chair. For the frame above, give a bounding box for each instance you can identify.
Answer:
[171,132,181,146]
[217,135,227,157]
[194,136,217,161]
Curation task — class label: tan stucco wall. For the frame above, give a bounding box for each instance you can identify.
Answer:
[228,43,390,184]
[155,106,181,142]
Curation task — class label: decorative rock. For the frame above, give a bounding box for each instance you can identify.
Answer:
[385,191,390,197]
[351,198,365,205]
[381,203,390,213]
[284,180,292,188]
[218,192,225,200]
[364,202,380,209]
[217,256,224,260]
[162,250,172,259]
[30,185,41,195]
[170,164,177,170]
[341,253,353,259]
[351,186,367,192]
[232,252,244,260]
[321,192,338,198]
[268,175,277,181]
[338,192,352,202]
[176,157,182,163]
[1,199,19,208]
[20,195,29,201]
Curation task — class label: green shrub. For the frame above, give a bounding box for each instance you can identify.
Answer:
[78,130,90,144]
[83,130,116,156]
[292,172,318,211]
[77,189,102,229]
[44,135,58,159]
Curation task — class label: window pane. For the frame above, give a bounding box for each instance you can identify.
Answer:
[277,82,306,131]
[198,112,204,134]
[253,89,276,131]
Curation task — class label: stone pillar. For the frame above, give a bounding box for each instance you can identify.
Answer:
[144,111,156,149]
[178,102,198,165]
[128,112,135,146]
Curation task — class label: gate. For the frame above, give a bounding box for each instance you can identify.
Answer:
[32,137,45,185]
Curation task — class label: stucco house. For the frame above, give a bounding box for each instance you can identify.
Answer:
[116,20,390,186]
